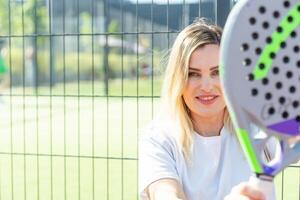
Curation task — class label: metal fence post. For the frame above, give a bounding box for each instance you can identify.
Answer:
[103,0,109,96]
[215,0,231,27]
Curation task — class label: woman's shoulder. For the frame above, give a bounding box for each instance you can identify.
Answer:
[140,115,179,148]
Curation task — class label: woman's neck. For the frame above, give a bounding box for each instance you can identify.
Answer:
[191,111,225,137]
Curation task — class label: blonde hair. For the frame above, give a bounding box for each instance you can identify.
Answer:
[161,18,233,161]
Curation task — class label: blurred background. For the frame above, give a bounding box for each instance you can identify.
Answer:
[0,0,298,199]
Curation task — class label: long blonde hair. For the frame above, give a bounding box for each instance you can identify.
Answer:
[161,18,233,160]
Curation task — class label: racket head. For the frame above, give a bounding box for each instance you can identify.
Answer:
[220,0,300,176]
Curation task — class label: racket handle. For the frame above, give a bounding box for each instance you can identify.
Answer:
[249,175,276,200]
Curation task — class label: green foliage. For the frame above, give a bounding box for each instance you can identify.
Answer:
[28,2,48,34]
[0,0,9,35]
[5,47,162,83]
[0,0,48,35]
[6,48,102,79]
[108,20,119,34]
[80,12,92,34]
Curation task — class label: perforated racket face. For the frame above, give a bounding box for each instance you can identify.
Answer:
[220,0,300,175]
[221,0,300,175]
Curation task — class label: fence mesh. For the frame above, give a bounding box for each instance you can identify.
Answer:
[0,0,299,199]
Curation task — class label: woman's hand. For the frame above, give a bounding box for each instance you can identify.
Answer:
[224,182,266,200]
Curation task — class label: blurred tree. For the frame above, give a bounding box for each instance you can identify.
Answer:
[25,0,48,90]
[0,0,48,89]
[0,0,46,35]
[108,19,119,36]
[80,12,92,34]
[25,0,48,34]
[0,0,9,35]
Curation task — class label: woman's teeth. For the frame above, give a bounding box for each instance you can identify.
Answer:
[196,95,218,105]
[199,96,215,100]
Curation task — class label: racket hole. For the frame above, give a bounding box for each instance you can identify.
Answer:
[289,86,296,93]
[259,6,266,14]
[262,78,269,85]
[296,116,300,122]
[276,82,283,89]
[273,11,280,18]
[291,31,297,38]
[243,58,252,66]
[252,32,259,40]
[282,111,289,119]
[247,73,254,81]
[280,41,286,48]
[261,137,281,166]
[287,16,293,23]
[276,26,283,33]
[262,21,269,29]
[266,37,272,44]
[283,56,290,63]
[283,1,290,8]
[269,52,276,59]
[286,71,293,78]
[249,17,256,25]
[294,46,300,53]
[255,47,262,55]
[279,97,286,104]
[297,61,300,68]
[259,63,265,70]
[272,67,279,74]
[298,5,300,12]
[268,107,275,115]
[293,101,299,108]
[241,43,249,51]
[265,92,272,100]
[251,88,258,96]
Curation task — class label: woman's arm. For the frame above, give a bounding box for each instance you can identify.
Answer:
[147,178,266,200]
[224,182,266,200]
[147,178,187,200]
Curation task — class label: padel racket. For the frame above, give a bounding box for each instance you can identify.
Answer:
[220,0,300,199]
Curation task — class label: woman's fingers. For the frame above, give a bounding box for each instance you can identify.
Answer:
[224,193,251,200]
[225,182,266,200]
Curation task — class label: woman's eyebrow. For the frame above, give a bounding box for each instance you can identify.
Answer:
[188,66,219,71]
[188,67,201,71]
[210,66,219,71]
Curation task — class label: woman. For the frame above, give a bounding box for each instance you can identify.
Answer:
[139,18,267,200]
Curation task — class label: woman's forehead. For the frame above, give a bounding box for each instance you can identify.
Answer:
[189,44,219,70]
[189,66,219,71]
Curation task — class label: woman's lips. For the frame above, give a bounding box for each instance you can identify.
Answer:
[196,95,218,105]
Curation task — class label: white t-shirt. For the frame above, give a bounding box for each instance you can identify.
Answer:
[139,116,252,200]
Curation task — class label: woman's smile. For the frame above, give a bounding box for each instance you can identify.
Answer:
[196,95,219,105]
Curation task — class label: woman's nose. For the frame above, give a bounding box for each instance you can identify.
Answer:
[200,77,213,92]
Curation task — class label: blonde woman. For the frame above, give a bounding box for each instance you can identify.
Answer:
[139,18,267,200]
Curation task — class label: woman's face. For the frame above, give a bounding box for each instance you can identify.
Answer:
[182,44,226,119]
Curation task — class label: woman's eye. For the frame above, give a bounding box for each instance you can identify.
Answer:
[211,70,219,77]
[188,72,201,77]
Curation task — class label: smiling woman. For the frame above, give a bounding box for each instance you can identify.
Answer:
[138,18,269,200]
[183,44,226,136]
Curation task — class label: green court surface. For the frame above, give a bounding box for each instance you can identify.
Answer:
[0,94,299,200]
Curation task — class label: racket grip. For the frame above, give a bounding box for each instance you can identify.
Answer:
[249,175,276,200]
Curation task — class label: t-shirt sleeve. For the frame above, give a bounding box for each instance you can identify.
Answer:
[138,131,179,199]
